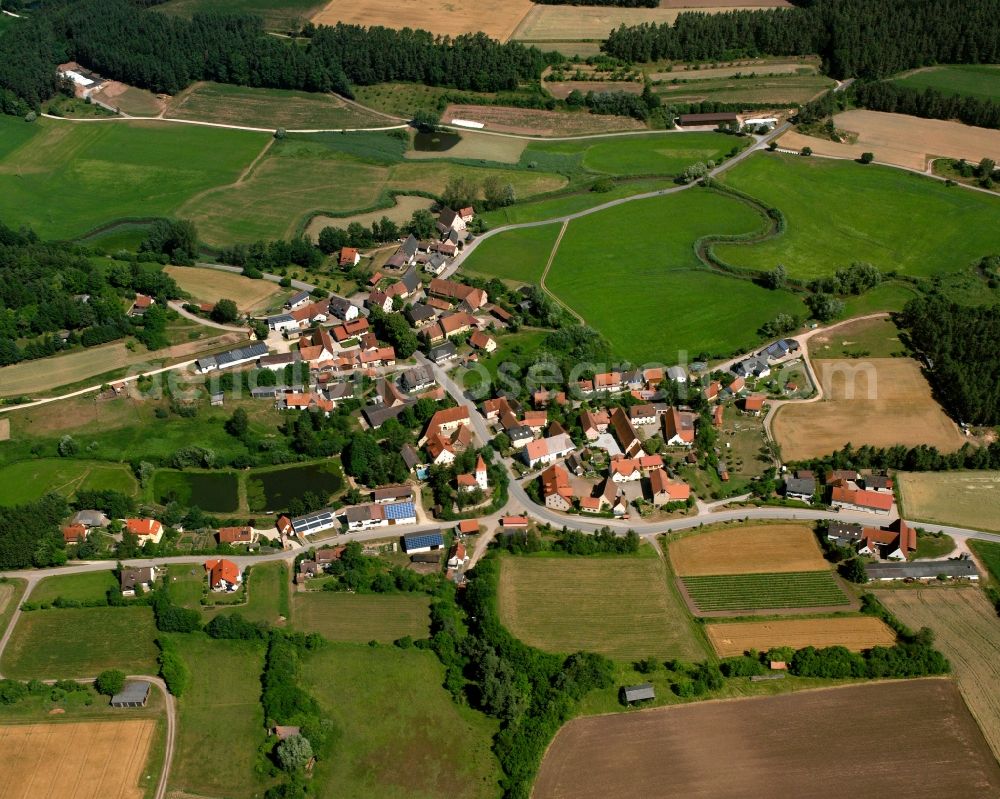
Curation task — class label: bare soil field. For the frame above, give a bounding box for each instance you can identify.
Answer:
[405,130,528,163]
[312,0,535,41]
[534,679,1000,799]
[669,524,826,576]
[546,80,643,100]
[165,265,285,313]
[92,81,165,116]
[305,195,433,241]
[779,110,1000,171]
[880,588,1000,760]
[898,471,1000,533]
[513,5,783,42]
[706,616,896,657]
[442,104,646,136]
[0,719,156,799]
[773,358,965,461]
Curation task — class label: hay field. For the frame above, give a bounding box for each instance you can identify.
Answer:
[669,524,826,577]
[654,73,834,105]
[773,358,965,461]
[807,315,903,359]
[0,719,156,799]
[164,265,284,313]
[442,104,646,135]
[780,110,1000,170]
[312,0,535,41]
[512,4,783,42]
[0,459,137,505]
[534,680,1000,799]
[892,64,1000,103]
[305,195,433,241]
[881,588,1000,761]
[898,471,1000,533]
[498,555,706,661]
[167,82,390,129]
[706,616,896,657]
[648,57,817,81]
[292,592,431,642]
[405,130,528,163]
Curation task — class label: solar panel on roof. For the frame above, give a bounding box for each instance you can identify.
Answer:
[291,510,336,534]
[403,532,443,551]
[385,501,415,521]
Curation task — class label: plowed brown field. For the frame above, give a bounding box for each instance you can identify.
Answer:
[706,615,896,657]
[534,680,1000,798]
[880,588,1000,761]
[669,524,825,576]
[0,719,155,799]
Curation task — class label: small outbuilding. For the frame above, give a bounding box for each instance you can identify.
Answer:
[621,683,655,704]
[111,681,151,708]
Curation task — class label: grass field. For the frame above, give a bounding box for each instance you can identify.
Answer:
[534,679,1000,798]
[312,0,533,41]
[0,719,157,799]
[654,73,834,105]
[681,572,850,613]
[892,64,1000,103]
[167,81,391,129]
[156,0,322,29]
[881,588,1000,761]
[773,358,966,461]
[0,458,137,505]
[521,131,746,177]
[780,110,1000,171]
[291,592,431,642]
[442,103,646,136]
[668,524,827,577]
[166,634,269,798]
[1,607,158,679]
[164,265,287,314]
[542,190,802,362]
[497,554,706,661]
[898,471,1000,533]
[462,223,562,285]
[807,315,903,359]
[302,643,501,799]
[970,540,1000,583]
[717,152,1000,279]
[0,116,267,240]
[706,616,896,657]
[30,571,119,605]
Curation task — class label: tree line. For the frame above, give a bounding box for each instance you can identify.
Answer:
[852,80,1000,130]
[796,439,1000,474]
[0,0,552,111]
[602,0,1000,80]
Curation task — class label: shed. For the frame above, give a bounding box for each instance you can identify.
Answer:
[111,681,151,708]
[621,683,655,703]
[402,531,444,554]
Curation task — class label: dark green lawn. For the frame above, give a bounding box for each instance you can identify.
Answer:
[892,65,1000,103]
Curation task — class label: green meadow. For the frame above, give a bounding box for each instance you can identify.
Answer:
[0,459,138,506]
[716,153,1000,279]
[462,222,563,284]
[891,64,1000,103]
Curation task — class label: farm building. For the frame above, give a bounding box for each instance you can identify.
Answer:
[621,683,655,703]
[372,485,415,504]
[830,486,894,515]
[677,112,740,126]
[196,341,268,373]
[71,509,110,528]
[343,501,417,531]
[523,433,576,468]
[289,509,338,536]
[125,518,163,545]
[110,681,151,708]
[402,531,444,554]
[285,290,311,310]
[784,474,816,501]
[217,526,255,546]
[267,313,298,333]
[865,559,978,582]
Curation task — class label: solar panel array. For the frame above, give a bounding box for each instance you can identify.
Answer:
[403,531,444,552]
[291,509,337,535]
[385,501,416,521]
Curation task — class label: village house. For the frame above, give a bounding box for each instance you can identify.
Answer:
[205,559,241,592]
[610,408,643,458]
[217,526,256,546]
[742,394,766,416]
[649,469,691,506]
[423,312,480,344]
[120,566,157,597]
[733,357,771,379]
[855,519,917,561]
[629,404,658,426]
[125,518,163,545]
[784,472,816,502]
[428,278,488,311]
[457,455,489,494]
[662,407,696,447]
[315,546,346,566]
[343,500,417,531]
[541,463,574,511]
[339,247,361,268]
[580,409,610,441]
[703,381,721,402]
[830,485,894,515]
[469,330,497,353]
[289,300,330,328]
[329,296,359,322]
[61,523,86,545]
[400,364,435,393]
[332,318,369,343]
[296,560,320,584]
[429,342,458,364]
[523,433,575,468]
[522,410,548,432]
[610,458,642,483]
[437,208,467,235]
[533,389,567,409]
[367,289,393,313]
[447,541,469,568]
[128,293,154,317]
[267,313,298,333]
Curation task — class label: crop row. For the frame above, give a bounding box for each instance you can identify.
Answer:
[682,572,849,612]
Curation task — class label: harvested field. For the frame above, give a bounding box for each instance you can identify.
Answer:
[654,73,834,105]
[305,195,433,241]
[0,719,156,799]
[706,616,896,657]
[312,0,534,41]
[898,471,1000,533]
[512,5,783,42]
[405,130,527,163]
[546,80,642,101]
[681,571,849,613]
[534,679,1000,799]
[669,524,826,577]
[442,104,646,136]
[780,110,1000,171]
[164,265,284,313]
[881,588,1000,761]
[498,555,706,661]
[773,358,965,461]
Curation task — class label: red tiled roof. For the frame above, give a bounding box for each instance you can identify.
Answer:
[205,558,240,587]
[62,524,86,543]
[125,518,162,538]
[744,394,766,412]
[217,526,253,544]
[339,247,359,266]
[831,486,894,511]
[501,516,528,527]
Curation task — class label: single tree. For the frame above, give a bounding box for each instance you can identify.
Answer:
[859,151,875,164]
[225,407,249,438]
[95,669,126,697]
[276,734,314,772]
[211,299,239,324]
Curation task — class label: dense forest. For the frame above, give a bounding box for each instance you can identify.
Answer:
[0,221,181,366]
[602,0,1000,79]
[0,0,551,112]
[898,297,1000,425]
[852,81,1000,130]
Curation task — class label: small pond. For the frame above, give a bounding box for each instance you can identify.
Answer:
[247,461,344,513]
[413,131,461,152]
[154,470,239,513]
